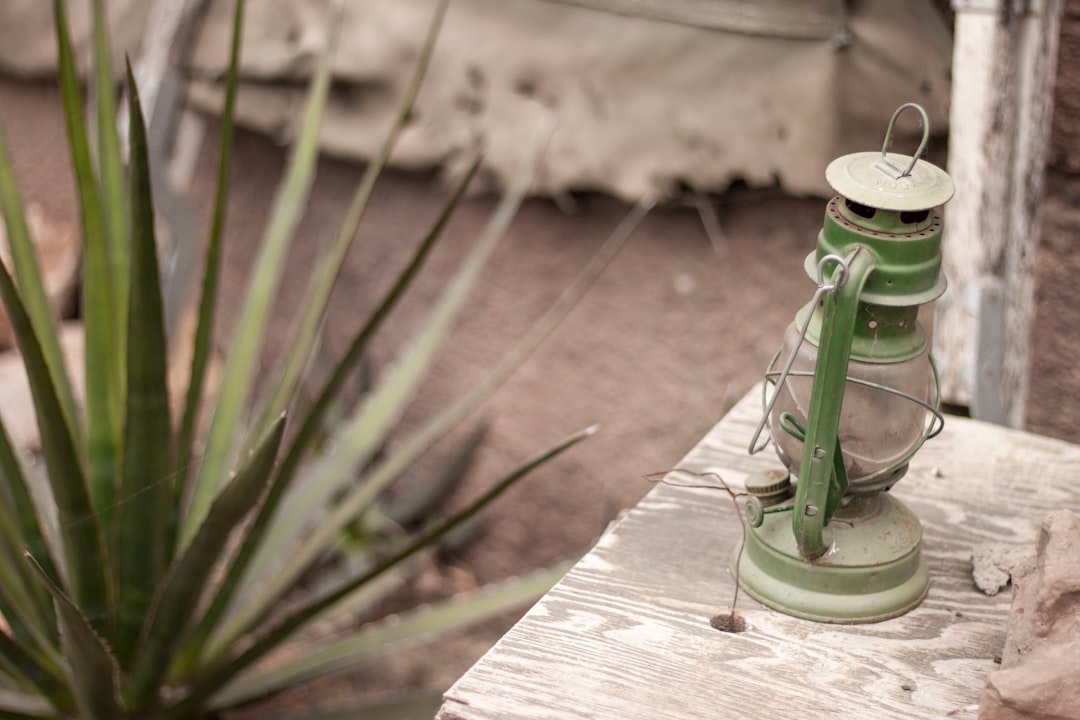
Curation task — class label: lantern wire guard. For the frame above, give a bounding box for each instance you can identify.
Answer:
[734,104,954,623]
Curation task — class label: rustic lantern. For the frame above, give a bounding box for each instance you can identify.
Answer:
[739,104,954,623]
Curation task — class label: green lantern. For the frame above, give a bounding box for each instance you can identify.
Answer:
[737,104,954,623]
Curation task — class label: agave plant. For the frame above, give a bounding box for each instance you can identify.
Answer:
[0,0,649,717]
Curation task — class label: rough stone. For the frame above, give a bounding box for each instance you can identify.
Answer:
[971,543,1036,596]
[980,510,1080,720]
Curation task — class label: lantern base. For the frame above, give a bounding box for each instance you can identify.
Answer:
[734,493,928,623]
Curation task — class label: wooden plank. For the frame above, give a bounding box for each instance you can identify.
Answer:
[438,385,1080,720]
[935,0,1062,426]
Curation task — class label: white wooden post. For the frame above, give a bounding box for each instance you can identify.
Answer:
[934,0,1062,427]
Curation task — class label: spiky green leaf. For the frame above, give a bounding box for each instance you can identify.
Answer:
[175,102,481,685]
[228,130,546,629]
[92,0,129,339]
[183,0,343,546]
[0,630,70,716]
[173,0,246,560]
[180,426,594,709]
[218,174,647,675]
[192,196,645,678]
[211,564,568,710]
[0,490,59,663]
[25,554,118,720]
[0,686,57,719]
[290,196,649,568]
[0,258,111,639]
[0,410,60,608]
[191,188,648,678]
[115,63,173,668]
[382,423,488,528]
[54,0,122,538]
[247,0,451,443]
[123,415,285,711]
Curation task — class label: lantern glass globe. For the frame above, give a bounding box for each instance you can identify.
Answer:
[768,319,935,489]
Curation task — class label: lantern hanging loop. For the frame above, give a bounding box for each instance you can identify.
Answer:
[748,253,849,455]
[878,102,930,179]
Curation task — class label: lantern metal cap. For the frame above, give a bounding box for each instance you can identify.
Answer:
[825,103,955,212]
[826,152,954,212]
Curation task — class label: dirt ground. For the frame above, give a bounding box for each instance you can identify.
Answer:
[2,9,1080,710]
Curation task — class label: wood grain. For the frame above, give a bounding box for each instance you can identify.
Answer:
[935,2,1062,426]
[438,385,1080,720]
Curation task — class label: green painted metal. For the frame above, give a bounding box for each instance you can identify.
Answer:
[797,302,927,364]
[736,103,954,623]
[790,248,875,558]
[734,493,929,623]
[740,240,934,620]
[806,197,947,306]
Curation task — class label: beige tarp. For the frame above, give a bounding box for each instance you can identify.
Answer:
[0,0,951,199]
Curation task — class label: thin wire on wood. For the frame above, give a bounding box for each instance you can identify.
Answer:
[644,468,747,633]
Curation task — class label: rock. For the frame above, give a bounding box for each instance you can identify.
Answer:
[979,510,1080,720]
[971,543,1036,596]
[0,203,80,350]
[983,638,1080,720]
[1032,510,1080,638]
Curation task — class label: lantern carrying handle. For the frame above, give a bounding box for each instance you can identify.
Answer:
[748,254,850,456]
[791,247,877,559]
[878,103,930,179]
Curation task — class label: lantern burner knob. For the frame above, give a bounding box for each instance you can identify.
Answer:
[744,470,792,506]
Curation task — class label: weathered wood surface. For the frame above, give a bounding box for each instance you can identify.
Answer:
[935,1,1062,426]
[437,385,1080,720]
